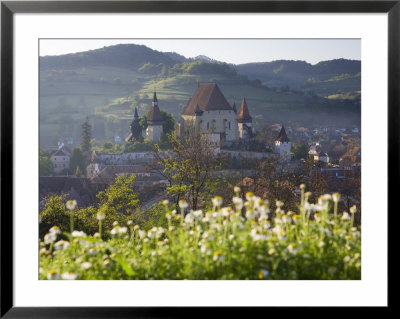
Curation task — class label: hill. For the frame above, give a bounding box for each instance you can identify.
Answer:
[39,44,361,148]
[236,59,361,96]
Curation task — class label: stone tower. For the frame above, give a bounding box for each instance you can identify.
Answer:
[146,92,163,142]
[274,125,291,156]
[237,98,253,139]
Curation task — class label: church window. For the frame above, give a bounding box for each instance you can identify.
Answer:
[207,122,210,130]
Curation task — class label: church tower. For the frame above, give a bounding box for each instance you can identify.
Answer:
[274,125,291,156]
[237,98,253,139]
[146,92,163,142]
[125,107,143,143]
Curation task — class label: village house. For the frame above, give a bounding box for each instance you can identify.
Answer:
[340,146,361,168]
[50,147,70,174]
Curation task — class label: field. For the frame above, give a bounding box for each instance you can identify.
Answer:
[39,187,361,280]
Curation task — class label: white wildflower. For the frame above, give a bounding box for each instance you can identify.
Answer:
[258,269,269,279]
[49,226,61,235]
[65,200,77,210]
[81,262,92,270]
[287,243,298,254]
[71,230,87,238]
[54,240,70,250]
[47,270,59,280]
[96,211,105,220]
[332,193,340,203]
[61,273,78,280]
[350,205,357,214]
[178,200,188,209]
[212,196,223,208]
[232,197,243,210]
[341,212,351,221]
[44,232,57,245]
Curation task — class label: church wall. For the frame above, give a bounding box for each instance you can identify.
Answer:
[182,110,238,141]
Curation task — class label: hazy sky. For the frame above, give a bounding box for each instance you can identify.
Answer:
[39,39,360,64]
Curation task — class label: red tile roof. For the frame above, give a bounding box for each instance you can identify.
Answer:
[236,98,252,122]
[182,83,233,116]
[147,92,163,124]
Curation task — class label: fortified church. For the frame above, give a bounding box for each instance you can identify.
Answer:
[125,83,290,155]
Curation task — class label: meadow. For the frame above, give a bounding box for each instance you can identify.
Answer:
[39,186,361,280]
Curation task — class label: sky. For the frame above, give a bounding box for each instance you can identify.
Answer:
[39,39,360,65]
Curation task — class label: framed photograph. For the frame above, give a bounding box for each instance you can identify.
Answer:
[1,0,395,316]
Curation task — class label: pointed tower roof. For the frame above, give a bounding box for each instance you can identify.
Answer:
[147,92,163,125]
[232,102,237,114]
[152,91,158,103]
[182,83,233,115]
[237,98,252,123]
[276,125,290,143]
[134,107,139,119]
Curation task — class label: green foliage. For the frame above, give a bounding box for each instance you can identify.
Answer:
[69,147,86,175]
[292,144,309,160]
[103,142,113,149]
[124,139,154,152]
[39,195,69,238]
[140,202,175,231]
[96,174,139,215]
[138,62,165,75]
[39,187,361,280]
[39,149,54,176]
[74,166,84,177]
[173,60,237,77]
[153,128,225,209]
[39,195,129,239]
[80,116,92,152]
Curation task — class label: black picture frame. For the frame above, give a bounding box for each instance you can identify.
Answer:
[1,0,395,317]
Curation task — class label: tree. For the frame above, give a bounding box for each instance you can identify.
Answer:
[74,166,84,178]
[251,157,301,211]
[292,144,309,159]
[151,127,225,210]
[39,149,54,176]
[96,174,139,215]
[81,116,92,152]
[39,195,127,239]
[69,147,86,176]
[254,124,276,151]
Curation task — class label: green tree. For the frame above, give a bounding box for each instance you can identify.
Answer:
[81,116,92,152]
[39,195,69,238]
[39,195,127,239]
[293,144,309,159]
[39,149,54,176]
[74,166,84,178]
[69,147,86,176]
[151,127,225,210]
[96,174,139,215]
